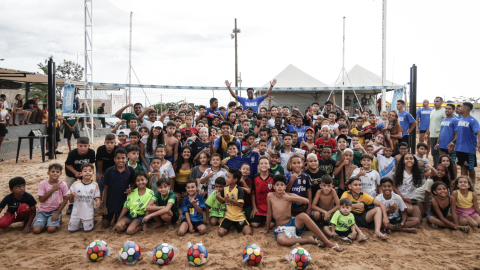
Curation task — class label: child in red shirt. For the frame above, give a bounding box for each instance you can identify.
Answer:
[250,156,276,229]
[315,125,337,159]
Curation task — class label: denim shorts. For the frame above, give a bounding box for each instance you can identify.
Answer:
[33,210,62,228]
[141,157,153,170]
[96,170,105,191]
[122,213,145,224]
[25,109,34,113]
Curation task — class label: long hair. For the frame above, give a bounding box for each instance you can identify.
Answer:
[146,126,164,155]
[437,155,455,180]
[174,145,194,174]
[15,94,23,107]
[389,110,399,126]
[431,164,450,188]
[453,175,474,192]
[394,153,422,188]
[132,171,148,189]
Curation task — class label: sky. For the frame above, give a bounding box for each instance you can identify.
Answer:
[1,0,479,104]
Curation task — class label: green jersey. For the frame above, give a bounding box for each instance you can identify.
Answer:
[330,210,355,232]
[205,190,226,218]
[124,188,155,217]
[269,165,285,176]
[153,190,179,217]
[65,116,79,131]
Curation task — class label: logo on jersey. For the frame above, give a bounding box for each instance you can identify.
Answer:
[268,184,272,190]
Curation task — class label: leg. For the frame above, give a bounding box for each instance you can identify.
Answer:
[405,202,414,215]
[242,225,253,235]
[177,221,189,236]
[472,216,480,227]
[197,224,207,235]
[0,136,4,153]
[430,138,439,166]
[312,211,322,222]
[113,218,131,233]
[126,220,142,235]
[411,205,422,227]
[458,217,469,226]
[47,226,58,233]
[218,226,228,237]
[67,139,72,152]
[468,168,476,187]
[466,216,479,227]
[276,233,317,246]
[417,202,426,218]
[321,226,334,238]
[33,226,44,234]
[209,217,218,226]
[365,208,383,237]
[295,213,340,250]
[12,110,16,125]
[160,213,175,230]
[427,216,451,228]
[419,133,425,143]
[102,218,112,229]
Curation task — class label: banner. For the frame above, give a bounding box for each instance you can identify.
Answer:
[62,83,76,114]
[391,88,403,111]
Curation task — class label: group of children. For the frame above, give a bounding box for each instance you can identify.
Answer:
[0,99,478,254]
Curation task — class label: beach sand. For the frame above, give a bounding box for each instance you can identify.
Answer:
[1,138,480,270]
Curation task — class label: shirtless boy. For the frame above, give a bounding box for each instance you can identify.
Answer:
[164,121,179,163]
[311,175,340,236]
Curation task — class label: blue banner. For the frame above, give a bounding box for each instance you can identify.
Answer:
[62,83,76,114]
[391,88,403,111]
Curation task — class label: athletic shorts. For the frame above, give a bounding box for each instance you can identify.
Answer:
[68,218,94,231]
[336,228,353,237]
[456,151,477,169]
[273,217,306,240]
[180,219,204,231]
[33,210,62,228]
[64,129,80,140]
[352,210,374,228]
[174,182,187,194]
[122,213,145,224]
[419,130,427,134]
[251,215,275,224]
[219,218,249,233]
[291,204,308,217]
[0,203,31,230]
[0,124,6,137]
[388,215,403,225]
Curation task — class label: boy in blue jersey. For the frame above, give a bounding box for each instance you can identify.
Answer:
[205,98,225,127]
[286,114,312,142]
[396,100,417,145]
[435,104,458,157]
[177,179,207,235]
[449,102,480,186]
[416,99,433,155]
[225,79,277,113]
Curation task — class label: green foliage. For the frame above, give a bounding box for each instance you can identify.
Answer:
[448,96,480,103]
[152,100,200,113]
[36,58,84,97]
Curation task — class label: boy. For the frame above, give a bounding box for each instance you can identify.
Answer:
[341,177,388,239]
[65,136,96,214]
[117,131,130,148]
[269,150,285,175]
[318,147,338,177]
[350,134,367,166]
[174,116,183,129]
[63,114,80,152]
[206,177,226,226]
[272,133,306,173]
[315,126,337,159]
[242,133,258,155]
[414,142,429,179]
[350,117,366,146]
[33,163,68,234]
[251,156,276,228]
[286,114,311,142]
[164,121,179,163]
[260,175,343,252]
[112,117,139,139]
[127,145,143,173]
[376,146,396,180]
[102,148,136,228]
[290,130,301,148]
[177,179,207,235]
[124,130,140,150]
[285,155,312,217]
[201,153,228,197]
[180,114,198,145]
[376,178,418,233]
[211,121,241,159]
[351,154,381,198]
[149,157,163,191]
[241,119,252,137]
[96,134,119,202]
[205,97,225,126]
[217,168,253,236]
[257,139,268,156]
[365,145,379,171]
[0,177,37,234]
[395,142,409,167]
[330,198,367,243]
[67,163,101,232]
[311,175,339,232]
[144,178,180,231]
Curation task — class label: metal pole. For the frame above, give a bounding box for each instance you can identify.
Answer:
[129,11,132,109]
[234,18,238,105]
[381,0,387,112]
[25,82,30,101]
[409,64,417,154]
[342,17,345,110]
[47,58,56,159]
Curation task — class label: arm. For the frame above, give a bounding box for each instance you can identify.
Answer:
[191,200,203,214]
[51,196,69,221]
[38,184,60,203]
[472,193,480,215]
[431,197,458,228]
[111,119,126,134]
[285,174,296,192]
[311,191,327,215]
[327,192,341,216]
[260,193,273,234]
[251,193,257,219]
[288,193,309,205]
[372,199,389,228]
[407,120,417,134]
[225,80,238,100]
[102,185,109,215]
[114,103,133,119]
[306,188,312,217]
[66,165,81,178]
[238,179,251,194]
[137,108,153,123]
[140,143,150,171]
[263,79,277,98]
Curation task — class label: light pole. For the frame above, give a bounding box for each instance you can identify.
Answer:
[232,18,241,104]
[238,72,242,97]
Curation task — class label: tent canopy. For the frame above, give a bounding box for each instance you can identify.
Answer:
[261,64,329,88]
[334,64,401,89]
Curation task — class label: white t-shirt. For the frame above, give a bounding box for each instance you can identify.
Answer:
[415,178,435,202]
[351,168,381,197]
[372,144,384,156]
[68,180,100,220]
[140,136,157,158]
[266,118,283,129]
[375,193,406,219]
[13,99,19,109]
[149,161,175,191]
[142,120,159,131]
[396,171,417,199]
[377,155,395,179]
[201,168,228,197]
[3,101,9,110]
[329,123,339,131]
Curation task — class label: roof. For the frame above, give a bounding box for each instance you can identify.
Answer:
[0,67,65,86]
[334,64,401,88]
[262,64,329,88]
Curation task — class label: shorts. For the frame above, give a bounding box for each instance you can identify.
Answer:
[102,211,122,224]
[33,210,62,228]
[174,181,187,194]
[243,206,252,222]
[456,151,477,169]
[26,109,34,113]
[164,214,179,225]
[251,215,275,224]
[274,217,306,240]
[219,218,249,233]
[54,129,61,142]
[68,218,94,231]
[456,206,479,218]
[291,204,308,217]
[64,129,80,140]
[352,210,374,228]
[419,130,427,134]
[426,208,451,220]
[388,215,403,225]
[122,213,145,224]
[0,203,31,230]
[65,176,77,188]
[141,156,153,170]
[96,170,105,191]
[165,155,174,164]
[336,228,353,237]
[0,123,6,137]
[180,219,204,232]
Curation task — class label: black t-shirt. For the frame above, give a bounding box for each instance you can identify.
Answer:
[96,145,118,173]
[65,149,96,178]
[23,99,38,110]
[318,158,337,177]
[192,141,210,165]
[322,110,341,119]
[305,168,328,197]
[97,106,104,114]
[0,192,37,213]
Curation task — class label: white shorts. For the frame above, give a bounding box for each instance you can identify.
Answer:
[68,218,94,231]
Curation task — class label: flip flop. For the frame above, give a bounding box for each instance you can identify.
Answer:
[358,234,369,242]
[0,159,4,162]
[378,233,388,240]
[340,237,353,244]
[461,226,470,233]
[332,233,340,241]
[313,235,325,248]
[431,223,439,230]
[331,243,345,253]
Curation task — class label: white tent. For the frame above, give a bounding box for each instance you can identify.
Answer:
[334,64,401,88]
[261,64,329,88]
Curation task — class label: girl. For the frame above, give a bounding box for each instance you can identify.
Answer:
[285,155,312,217]
[112,171,155,235]
[334,148,357,197]
[191,151,210,197]
[392,153,422,225]
[453,176,480,227]
[438,155,457,185]
[173,146,195,202]
[415,164,449,217]
[372,133,385,156]
[427,182,469,232]
[209,126,218,138]
[301,128,317,156]
[139,127,149,138]
[378,111,393,148]
[0,100,10,160]
[12,94,31,125]
[140,125,164,171]
[227,111,237,127]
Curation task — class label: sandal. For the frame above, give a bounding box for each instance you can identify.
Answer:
[431,223,439,230]
[378,233,388,240]
[313,235,325,248]
[358,234,369,242]
[461,226,470,233]
[331,243,345,253]
[332,233,340,241]
[340,237,353,244]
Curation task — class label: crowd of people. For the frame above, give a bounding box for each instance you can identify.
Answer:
[1,81,480,254]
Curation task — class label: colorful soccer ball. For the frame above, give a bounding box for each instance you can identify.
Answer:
[243,244,263,266]
[187,243,208,266]
[119,242,141,264]
[289,247,311,270]
[153,243,175,265]
[86,240,109,262]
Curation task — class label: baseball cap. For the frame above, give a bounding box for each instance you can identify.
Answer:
[306,127,315,133]
[118,131,126,136]
[153,121,163,128]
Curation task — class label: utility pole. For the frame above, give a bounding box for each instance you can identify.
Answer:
[233,18,241,104]
[129,11,132,110]
[381,0,387,112]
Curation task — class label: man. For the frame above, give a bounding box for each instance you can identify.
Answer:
[377,95,382,115]
[23,95,42,124]
[416,99,433,157]
[114,103,143,128]
[396,100,416,146]
[367,95,374,113]
[225,79,277,113]
[449,102,480,186]
[344,96,352,114]
[435,104,457,159]
[97,103,106,128]
[425,97,446,166]
[455,104,463,119]
[322,101,345,119]
[361,95,368,109]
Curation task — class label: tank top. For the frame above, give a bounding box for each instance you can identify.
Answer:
[431,197,450,217]
[456,191,473,209]
[176,168,193,184]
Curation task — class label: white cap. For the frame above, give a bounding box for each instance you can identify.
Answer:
[153,121,163,128]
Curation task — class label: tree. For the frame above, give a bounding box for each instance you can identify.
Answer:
[36,58,84,97]
[448,96,480,103]
[152,100,200,113]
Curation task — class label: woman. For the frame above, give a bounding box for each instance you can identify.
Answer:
[12,94,31,125]
[0,100,10,161]
[173,146,195,203]
[382,111,402,153]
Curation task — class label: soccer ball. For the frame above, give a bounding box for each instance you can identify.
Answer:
[242,244,263,266]
[153,243,175,265]
[289,247,311,270]
[187,243,208,266]
[119,241,141,264]
[86,240,109,262]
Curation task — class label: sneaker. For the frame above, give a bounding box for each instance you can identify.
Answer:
[55,150,63,154]
[66,204,73,215]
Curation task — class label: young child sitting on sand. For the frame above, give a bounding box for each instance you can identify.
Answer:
[311,175,340,235]
[427,182,469,232]
[452,176,480,228]
[259,175,344,252]
[330,198,367,244]
[143,178,179,231]
[0,177,37,234]
[177,179,207,236]
[206,177,226,226]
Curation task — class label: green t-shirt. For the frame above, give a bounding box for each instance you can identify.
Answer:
[153,190,179,217]
[330,210,355,232]
[128,161,143,173]
[124,188,155,217]
[65,116,80,131]
[269,165,285,176]
[205,190,226,218]
[121,113,136,128]
[429,107,446,138]
[367,98,374,105]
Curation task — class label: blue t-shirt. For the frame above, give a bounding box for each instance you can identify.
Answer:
[286,124,309,142]
[416,108,433,131]
[103,165,136,213]
[181,193,206,223]
[438,117,459,150]
[225,152,259,178]
[398,111,415,137]
[285,172,312,207]
[454,116,480,155]
[205,108,224,126]
[237,96,265,113]
[213,136,242,159]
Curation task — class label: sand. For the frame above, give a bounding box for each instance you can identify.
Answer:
[1,138,480,270]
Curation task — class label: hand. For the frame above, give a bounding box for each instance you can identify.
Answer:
[434,143,439,150]
[127,103,134,107]
[210,135,216,143]
[111,225,118,233]
[120,119,127,124]
[354,143,363,152]
[187,136,197,142]
[70,191,78,198]
[357,168,366,177]
[51,183,60,192]
[225,80,232,88]
[96,173,104,180]
[270,79,277,87]
[387,203,399,212]
[404,129,411,135]
[189,224,195,233]
[343,159,349,166]
[259,230,268,235]
[102,206,108,215]
[269,96,274,100]
[69,127,74,132]
[124,186,132,194]
[251,208,258,219]
[51,212,60,222]
[161,171,167,178]
[22,226,31,235]
[161,110,168,116]
[189,198,198,205]
[403,197,413,204]
[216,192,222,201]
[283,193,292,201]
[324,212,332,221]
[75,171,82,178]
[94,198,101,208]
[290,173,298,183]
[383,217,389,228]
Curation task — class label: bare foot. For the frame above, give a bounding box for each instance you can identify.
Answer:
[143,223,149,232]
[151,222,163,229]
[167,224,175,231]
[405,228,417,234]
